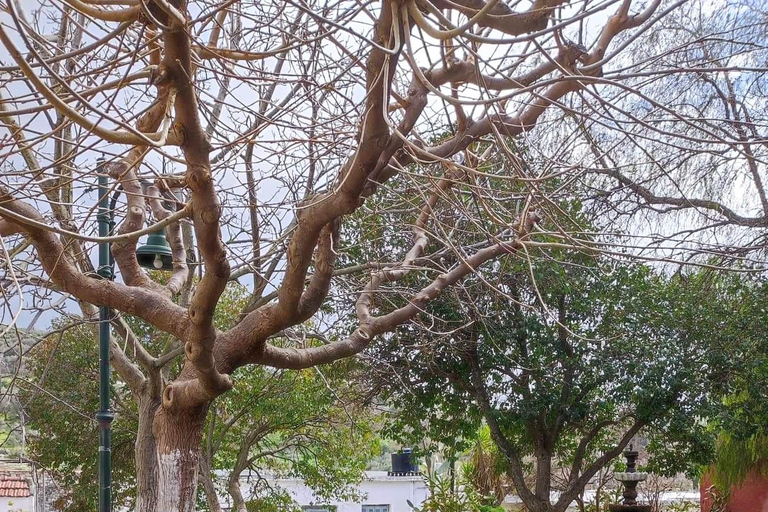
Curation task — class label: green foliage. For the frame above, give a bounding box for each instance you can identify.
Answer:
[579,487,622,512]
[408,473,482,512]
[460,424,509,505]
[22,283,376,511]
[208,345,377,505]
[361,244,768,509]
[664,501,699,512]
[21,320,137,511]
[709,433,768,492]
[245,487,302,512]
[685,271,768,493]
[704,483,729,512]
[342,137,768,505]
[375,252,717,469]
[343,154,761,504]
[408,470,507,512]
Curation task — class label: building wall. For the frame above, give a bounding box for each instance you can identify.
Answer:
[0,495,34,512]
[240,472,428,512]
[700,470,768,512]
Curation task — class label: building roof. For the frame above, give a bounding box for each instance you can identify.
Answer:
[363,471,425,482]
[215,469,426,483]
[0,462,32,498]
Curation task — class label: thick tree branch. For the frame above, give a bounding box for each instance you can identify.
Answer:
[0,189,189,339]
[161,11,233,410]
[215,0,401,370]
[256,212,540,369]
[426,0,568,37]
[556,418,645,510]
[295,220,341,322]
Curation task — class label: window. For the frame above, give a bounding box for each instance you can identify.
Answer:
[302,507,336,512]
[362,506,390,512]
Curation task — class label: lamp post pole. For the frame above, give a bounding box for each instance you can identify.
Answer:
[96,164,114,512]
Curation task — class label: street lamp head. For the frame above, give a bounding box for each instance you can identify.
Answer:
[136,232,174,271]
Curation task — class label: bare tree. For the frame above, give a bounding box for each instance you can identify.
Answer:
[0,0,766,509]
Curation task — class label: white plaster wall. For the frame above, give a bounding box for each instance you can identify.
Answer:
[240,472,428,512]
[0,495,34,512]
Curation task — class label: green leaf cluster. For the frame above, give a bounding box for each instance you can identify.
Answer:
[21,284,377,511]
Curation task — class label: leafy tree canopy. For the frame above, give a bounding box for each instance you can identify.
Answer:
[22,284,376,511]
[363,245,762,510]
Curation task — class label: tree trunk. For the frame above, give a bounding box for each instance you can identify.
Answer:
[228,475,249,512]
[135,392,162,512]
[535,447,553,512]
[199,452,224,512]
[152,406,209,512]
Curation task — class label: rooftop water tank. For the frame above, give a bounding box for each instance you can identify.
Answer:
[389,448,420,476]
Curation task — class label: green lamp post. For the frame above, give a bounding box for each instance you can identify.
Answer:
[96,162,174,512]
[96,162,115,512]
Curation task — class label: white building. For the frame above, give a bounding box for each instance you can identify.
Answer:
[223,470,428,512]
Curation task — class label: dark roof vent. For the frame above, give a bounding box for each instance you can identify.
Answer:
[389,448,420,476]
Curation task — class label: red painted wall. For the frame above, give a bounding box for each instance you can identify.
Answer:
[701,470,768,512]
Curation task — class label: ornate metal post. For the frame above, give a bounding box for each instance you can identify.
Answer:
[96,161,114,512]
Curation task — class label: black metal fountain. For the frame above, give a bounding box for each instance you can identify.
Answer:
[608,445,651,512]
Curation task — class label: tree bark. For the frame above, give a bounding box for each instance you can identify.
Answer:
[152,406,209,512]
[534,447,553,512]
[227,433,253,512]
[228,475,249,512]
[199,451,224,512]
[135,391,162,512]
